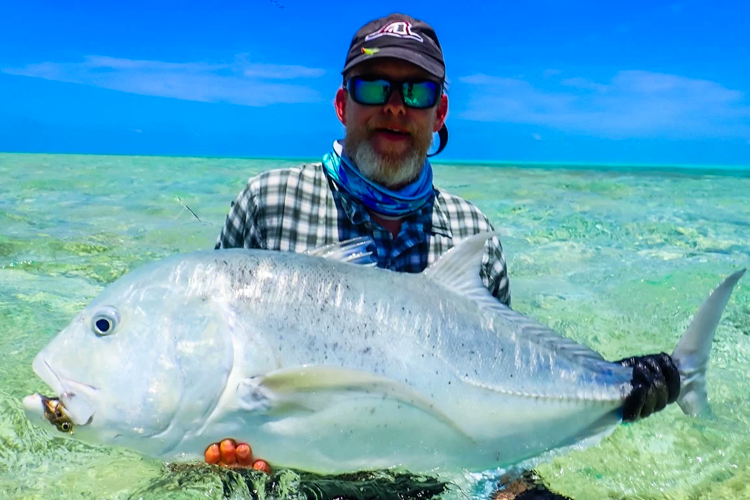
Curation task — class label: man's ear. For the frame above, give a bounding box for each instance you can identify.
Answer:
[433,93,448,133]
[335,87,348,125]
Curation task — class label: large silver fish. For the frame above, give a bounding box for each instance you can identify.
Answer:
[23,233,745,475]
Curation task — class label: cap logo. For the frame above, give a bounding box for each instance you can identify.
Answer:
[364,21,423,43]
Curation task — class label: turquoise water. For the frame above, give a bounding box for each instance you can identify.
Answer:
[0,152,748,500]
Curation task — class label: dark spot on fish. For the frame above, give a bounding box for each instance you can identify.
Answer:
[362,347,371,354]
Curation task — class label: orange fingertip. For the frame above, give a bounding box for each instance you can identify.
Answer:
[252,459,271,474]
[204,443,220,465]
[219,439,237,465]
[236,443,253,466]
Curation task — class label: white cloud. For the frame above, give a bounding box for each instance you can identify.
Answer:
[532,133,542,141]
[560,77,610,93]
[1,55,326,106]
[458,70,750,139]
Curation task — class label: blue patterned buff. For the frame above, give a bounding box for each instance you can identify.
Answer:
[322,140,434,217]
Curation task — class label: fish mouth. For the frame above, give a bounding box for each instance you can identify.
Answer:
[28,355,98,427]
[23,394,79,433]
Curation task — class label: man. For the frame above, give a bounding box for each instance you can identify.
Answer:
[214,14,510,307]
[206,12,680,480]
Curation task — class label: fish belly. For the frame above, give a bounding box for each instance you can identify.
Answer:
[168,383,622,474]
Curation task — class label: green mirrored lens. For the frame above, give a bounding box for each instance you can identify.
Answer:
[354,79,390,104]
[402,82,438,108]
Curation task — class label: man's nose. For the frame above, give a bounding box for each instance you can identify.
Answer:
[382,87,407,116]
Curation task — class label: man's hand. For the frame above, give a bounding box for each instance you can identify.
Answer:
[615,352,681,422]
[204,439,271,473]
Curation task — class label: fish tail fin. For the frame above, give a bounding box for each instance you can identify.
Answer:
[671,269,745,416]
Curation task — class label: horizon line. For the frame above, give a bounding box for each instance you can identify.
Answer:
[1,149,749,174]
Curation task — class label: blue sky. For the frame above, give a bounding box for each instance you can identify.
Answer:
[1,0,749,165]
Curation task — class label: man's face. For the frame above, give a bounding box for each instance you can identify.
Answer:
[335,58,448,188]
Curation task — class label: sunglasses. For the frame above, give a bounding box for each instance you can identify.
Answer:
[346,76,442,109]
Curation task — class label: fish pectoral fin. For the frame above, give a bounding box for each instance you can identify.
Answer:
[259,366,473,442]
[235,377,315,418]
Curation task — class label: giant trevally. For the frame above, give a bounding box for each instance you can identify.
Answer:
[23,233,745,475]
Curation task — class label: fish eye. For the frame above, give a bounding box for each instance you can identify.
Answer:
[58,421,73,433]
[92,306,120,337]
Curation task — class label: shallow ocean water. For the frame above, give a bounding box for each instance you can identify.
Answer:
[0,153,748,500]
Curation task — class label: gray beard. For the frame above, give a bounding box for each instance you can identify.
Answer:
[349,141,425,188]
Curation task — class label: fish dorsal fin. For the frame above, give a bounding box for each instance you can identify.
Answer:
[306,237,376,267]
[424,231,605,363]
[423,231,501,305]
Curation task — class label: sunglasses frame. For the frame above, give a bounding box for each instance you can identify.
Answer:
[345,75,444,110]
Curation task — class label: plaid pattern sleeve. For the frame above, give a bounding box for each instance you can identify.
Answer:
[214,168,297,250]
[214,184,254,250]
[215,164,511,307]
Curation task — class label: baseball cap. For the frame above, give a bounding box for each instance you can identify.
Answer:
[342,13,449,156]
[341,13,446,81]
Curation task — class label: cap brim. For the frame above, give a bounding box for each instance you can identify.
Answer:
[342,46,445,80]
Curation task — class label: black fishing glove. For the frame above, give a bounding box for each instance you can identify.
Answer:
[615,352,681,422]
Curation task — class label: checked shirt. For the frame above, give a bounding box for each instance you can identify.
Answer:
[215,162,511,306]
